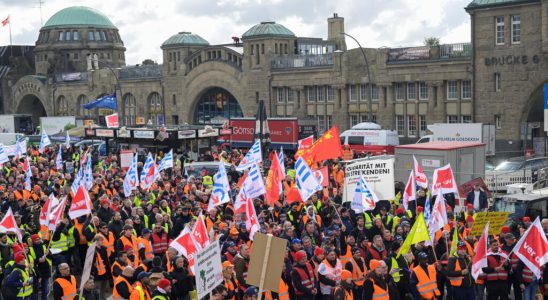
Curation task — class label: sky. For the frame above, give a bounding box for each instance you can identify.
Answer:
[0,0,472,65]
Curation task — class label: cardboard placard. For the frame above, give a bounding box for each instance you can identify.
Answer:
[469,212,511,236]
[195,240,223,300]
[246,233,288,292]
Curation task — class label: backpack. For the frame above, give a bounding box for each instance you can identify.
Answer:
[2,267,22,300]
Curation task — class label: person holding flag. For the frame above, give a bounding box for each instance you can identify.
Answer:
[446,240,475,299]
[482,238,510,300]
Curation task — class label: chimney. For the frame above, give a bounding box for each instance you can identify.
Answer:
[327,13,346,51]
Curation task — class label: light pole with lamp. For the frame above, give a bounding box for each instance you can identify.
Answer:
[341,32,374,122]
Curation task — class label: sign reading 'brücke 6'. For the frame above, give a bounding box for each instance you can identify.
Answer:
[484,54,540,66]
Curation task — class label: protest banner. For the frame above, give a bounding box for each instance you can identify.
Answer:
[470,212,510,236]
[79,242,96,298]
[195,239,223,300]
[120,149,134,171]
[458,177,491,198]
[247,233,288,298]
[343,157,395,202]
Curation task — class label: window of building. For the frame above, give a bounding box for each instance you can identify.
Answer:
[419,82,428,100]
[461,115,472,123]
[407,115,417,137]
[95,31,101,41]
[275,43,278,54]
[396,115,404,136]
[360,115,368,124]
[371,84,379,101]
[172,94,177,105]
[101,31,107,41]
[123,93,137,126]
[419,115,427,136]
[250,44,254,55]
[511,15,520,44]
[256,45,260,64]
[74,53,79,60]
[148,92,163,125]
[277,88,285,103]
[407,82,416,100]
[318,115,325,134]
[65,31,70,41]
[88,31,94,41]
[350,115,359,127]
[447,80,458,100]
[261,44,264,54]
[73,31,78,40]
[395,83,404,101]
[495,73,501,92]
[56,96,68,115]
[495,115,501,129]
[447,115,458,123]
[287,89,295,103]
[172,115,179,125]
[360,84,368,101]
[59,31,64,41]
[496,16,505,45]
[462,80,472,99]
[77,95,89,116]
[349,85,358,102]
[327,115,333,129]
[327,86,335,102]
[307,86,317,102]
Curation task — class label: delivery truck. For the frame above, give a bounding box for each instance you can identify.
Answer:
[339,122,399,155]
[416,123,496,156]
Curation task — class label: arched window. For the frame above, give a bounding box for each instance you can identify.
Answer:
[77,95,91,117]
[123,93,136,126]
[57,95,68,116]
[148,92,163,125]
[194,87,243,124]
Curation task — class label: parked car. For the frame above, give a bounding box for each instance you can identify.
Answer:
[485,156,548,192]
[75,139,106,156]
[184,161,237,178]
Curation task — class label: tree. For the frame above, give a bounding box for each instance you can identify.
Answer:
[424,37,440,47]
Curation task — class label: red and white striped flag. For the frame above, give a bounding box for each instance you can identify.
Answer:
[48,196,67,231]
[39,194,58,226]
[68,184,92,219]
[472,222,489,280]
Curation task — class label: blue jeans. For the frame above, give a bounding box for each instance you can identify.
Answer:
[523,281,538,300]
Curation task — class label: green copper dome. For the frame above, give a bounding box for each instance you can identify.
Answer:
[242,21,295,39]
[43,6,116,29]
[161,32,210,48]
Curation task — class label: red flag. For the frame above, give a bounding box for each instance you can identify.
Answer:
[234,187,248,214]
[431,164,459,196]
[413,155,428,189]
[68,184,92,219]
[298,135,314,150]
[402,170,416,210]
[191,212,210,249]
[245,196,260,240]
[0,207,22,242]
[512,217,548,278]
[295,127,343,164]
[22,156,29,173]
[1,16,9,27]
[105,113,119,128]
[40,194,58,226]
[472,222,489,280]
[48,196,67,231]
[313,167,329,187]
[170,227,198,273]
[285,184,302,204]
[265,151,284,206]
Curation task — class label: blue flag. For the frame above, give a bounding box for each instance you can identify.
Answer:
[82,93,118,110]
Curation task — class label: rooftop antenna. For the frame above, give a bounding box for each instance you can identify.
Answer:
[35,0,45,26]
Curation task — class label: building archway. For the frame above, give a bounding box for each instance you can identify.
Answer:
[521,82,547,156]
[17,94,47,128]
[194,87,243,124]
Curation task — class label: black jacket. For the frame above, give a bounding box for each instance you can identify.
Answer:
[466,190,488,209]
[170,266,193,299]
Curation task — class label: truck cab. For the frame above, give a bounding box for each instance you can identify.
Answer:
[339,123,399,155]
[493,189,548,220]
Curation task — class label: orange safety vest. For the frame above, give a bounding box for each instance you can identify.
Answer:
[448,259,464,286]
[319,259,342,295]
[224,277,239,300]
[139,237,154,260]
[371,279,389,300]
[339,245,352,266]
[99,232,115,257]
[120,235,139,254]
[264,279,290,300]
[486,255,508,281]
[39,225,50,241]
[55,275,77,300]
[113,276,134,300]
[95,252,107,276]
[74,219,88,245]
[413,264,440,300]
[165,251,174,272]
[350,258,367,286]
[111,260,125,280]
[129,282,151,300]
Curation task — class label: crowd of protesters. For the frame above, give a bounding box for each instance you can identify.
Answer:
[0,142,546,300]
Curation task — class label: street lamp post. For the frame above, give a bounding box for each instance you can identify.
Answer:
[341,32,373,123]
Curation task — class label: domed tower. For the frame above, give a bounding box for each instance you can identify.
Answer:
[161,31,209,75]
[34,6,126,75]
[241,21,296,70]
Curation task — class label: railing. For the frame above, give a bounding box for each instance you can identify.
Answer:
[485,166,548,192]
[119,65,162,80]
[271,53,333,70]
[388,43,471,62]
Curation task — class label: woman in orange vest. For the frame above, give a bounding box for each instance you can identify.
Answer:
[363,259,390,300]
[410,252,441,300]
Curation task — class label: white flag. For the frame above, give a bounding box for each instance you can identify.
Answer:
[512,217,548,278]
[56,150,63,170]
[427,190,448,244]
[65,131,71,149]
[157,149,174,172]
[123,153,139,197]
[236,140,262,171]
[413,155,428,189]
[140,153,154,189]
[351,175,379,213]
[39,128,51,153]
[84,157,93,190]
[211,162,231,206]
[0,144,8,164]
[295,157,322,202]
[242,163,266,199]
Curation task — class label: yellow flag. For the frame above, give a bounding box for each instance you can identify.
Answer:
[397,212,430,257]
[449,225,459,257]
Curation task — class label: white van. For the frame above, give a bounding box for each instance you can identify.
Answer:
[339,123,400,155]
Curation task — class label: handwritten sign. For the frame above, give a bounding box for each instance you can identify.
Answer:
[195,240,223,299]
[469,212,510,236]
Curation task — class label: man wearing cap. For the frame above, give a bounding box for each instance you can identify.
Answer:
[222,241,238,264]
[289,238,303,262]
[318,249,342,298]
[28,234,51,300]
[410,252,441,300]
[242,286,258,300]
[53,263,76,300]
[501,233,521,300]
[482,239,510,300]
[447,241,475,299]
[152,278,172,300]
[344,246,366,300]
[97,222,115,261]
[223,260,239,300]
[170,256,192,299]
[466,183,488,212]
[291,250,317,300]
[331,269,353,300]
[130,271,152,300]
[114,266,135,300]
[6,252,33,299]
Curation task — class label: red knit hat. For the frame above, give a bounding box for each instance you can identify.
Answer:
[158,278,171,289]
[31,234,41,243]
[395,207,404,216]
[417,206,424,213]
[14,252,25,265]
[294,250,307,262]
[12,244,22,255]
[313,247,324,257]
[523,217,531,222]
[123,245,133,252]
[500,226,510,234]
[466,203,474,209]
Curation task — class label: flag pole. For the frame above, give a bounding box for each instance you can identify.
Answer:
[8,15,12,57]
